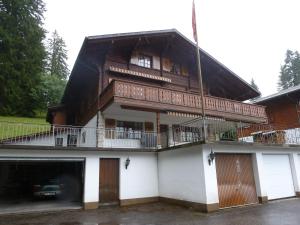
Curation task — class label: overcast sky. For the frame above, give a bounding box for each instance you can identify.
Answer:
[44,0,300,97]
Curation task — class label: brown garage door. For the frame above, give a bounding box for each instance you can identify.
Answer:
[216,154,258,208]
[99,158,119,204]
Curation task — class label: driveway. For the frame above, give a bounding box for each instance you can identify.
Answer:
[0,198,300,225]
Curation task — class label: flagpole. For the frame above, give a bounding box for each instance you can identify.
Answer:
[192,0,207,142]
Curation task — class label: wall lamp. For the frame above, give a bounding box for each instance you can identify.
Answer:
[125,157,130,169]
[208,149,216,166]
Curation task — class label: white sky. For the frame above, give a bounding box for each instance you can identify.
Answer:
[44,0,300,97]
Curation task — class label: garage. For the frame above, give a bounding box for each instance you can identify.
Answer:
[0,158,84,213]
[216,153,258,208]
[263,154,295,200]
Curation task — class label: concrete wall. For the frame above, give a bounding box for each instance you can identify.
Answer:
[158,145,218,206]
[158,147,205,203]
[80,115,97,147]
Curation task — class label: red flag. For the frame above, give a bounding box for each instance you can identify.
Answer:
[192,0,198,42]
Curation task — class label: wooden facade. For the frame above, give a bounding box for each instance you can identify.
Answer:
[52,29,267,126]
[263,98,300,130]
[100,80,267,123]
[240,88,300,138]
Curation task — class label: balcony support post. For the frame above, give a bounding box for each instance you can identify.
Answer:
[156,112,161,148]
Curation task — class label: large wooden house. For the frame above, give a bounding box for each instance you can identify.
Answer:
[47,29,267,148]
[1,30,300,214]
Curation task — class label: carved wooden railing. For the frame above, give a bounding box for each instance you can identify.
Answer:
[100,80,267,123]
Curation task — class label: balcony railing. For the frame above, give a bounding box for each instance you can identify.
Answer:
[1,121,300,149]
[0,122,157,149]
[100,80,267,123]
[104,129,157,148]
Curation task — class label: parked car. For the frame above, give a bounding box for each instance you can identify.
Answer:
[33,184,62,198]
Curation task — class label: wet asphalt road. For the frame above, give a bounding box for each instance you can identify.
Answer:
[0,198,300,225]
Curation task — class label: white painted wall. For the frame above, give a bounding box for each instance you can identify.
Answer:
[158,146,208,204]
[80,115,97,148]
[84,156,99,203]
[290,153,300,193]
[252,152,268,198]
[118,153,158,200]
[104,139,141,148]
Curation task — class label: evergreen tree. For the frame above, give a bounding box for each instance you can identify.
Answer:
[47,30,69,80]
[0,0,46,116]
[250,78,261,101]
[34,30,69,110]
[35,75,67,110]
[278,50,300,90]
[250,78,259,92]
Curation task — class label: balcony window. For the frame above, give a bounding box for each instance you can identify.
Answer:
[171,63,181,75]
[138,55,152,68]
[116,121,143,139]
[173,125,203,143]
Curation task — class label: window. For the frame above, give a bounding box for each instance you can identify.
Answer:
[116,121,143,139]
[138,55,152,68]
[55,137,63,147]
[173,125,203,142]
[171,63,181,75]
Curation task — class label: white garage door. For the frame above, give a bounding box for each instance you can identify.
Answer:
[263,154,295,200]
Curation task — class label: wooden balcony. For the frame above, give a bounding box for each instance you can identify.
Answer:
[99,80,268,123]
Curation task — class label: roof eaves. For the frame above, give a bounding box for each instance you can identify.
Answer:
[254,85,300,103]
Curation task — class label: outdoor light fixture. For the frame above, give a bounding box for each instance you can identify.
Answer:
[125,157,130,169]
[208,149,216,166]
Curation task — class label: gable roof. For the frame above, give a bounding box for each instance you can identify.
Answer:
[253,85,300,104]
[62,29,260,105]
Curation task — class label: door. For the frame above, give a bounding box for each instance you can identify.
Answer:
[263,154,295,200]
[99,158,119,204]
[216,154,258,208]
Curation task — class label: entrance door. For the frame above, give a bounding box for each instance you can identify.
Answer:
[216,154,258,208]
[99,158,119,204]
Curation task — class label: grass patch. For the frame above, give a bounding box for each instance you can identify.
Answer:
[0,116,51,140]
[0,116,48,124]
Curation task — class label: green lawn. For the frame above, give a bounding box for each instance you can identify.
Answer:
[0,116,51,140]
[0,116,48,124]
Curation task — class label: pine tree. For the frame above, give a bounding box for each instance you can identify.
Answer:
[278,50,300,90]
[250,78,259,92]
[47,30,69,80]
[35,30,69,109]
[250,78,261,101]
[0,0,46,116]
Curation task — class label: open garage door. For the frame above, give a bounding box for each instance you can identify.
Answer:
[263,154,295,200]
[0,158,84,214]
